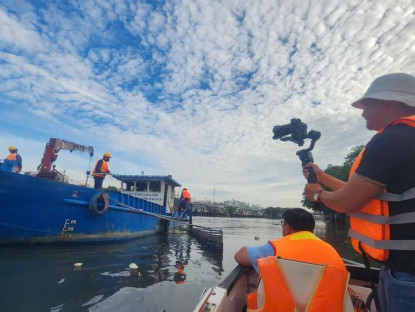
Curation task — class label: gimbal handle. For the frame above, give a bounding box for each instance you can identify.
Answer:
[296,149,327,211]
[296,149,317,183]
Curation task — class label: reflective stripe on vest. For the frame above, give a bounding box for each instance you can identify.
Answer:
[348,115,415,260]
[247,257,350,312]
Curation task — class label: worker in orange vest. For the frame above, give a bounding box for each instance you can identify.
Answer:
[1,146,22,173]
[178,188,191,217]
[304,73,415,312]
[92,152,111,189]
[234,208,348,311]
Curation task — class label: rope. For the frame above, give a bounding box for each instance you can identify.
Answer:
[85,155,94,187]
[87,155,93,173]
[109,196,190,224]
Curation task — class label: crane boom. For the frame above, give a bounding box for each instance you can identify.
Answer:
[37,138,94,180]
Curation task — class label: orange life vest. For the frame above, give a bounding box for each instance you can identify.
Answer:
[93,159,108,178]
[181,189,191,202]
[6,153,17,161]
[4,153,20,173]
[246,232,349,311]
[348,115,415,261]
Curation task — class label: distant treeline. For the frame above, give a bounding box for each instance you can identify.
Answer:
[191,203,295,219]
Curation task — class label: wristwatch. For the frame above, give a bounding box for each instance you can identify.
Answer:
[313,190,323,202]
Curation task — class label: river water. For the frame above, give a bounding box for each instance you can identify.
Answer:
[0,217,363,311]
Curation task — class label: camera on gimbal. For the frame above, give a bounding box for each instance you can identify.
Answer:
[272,118,321,183]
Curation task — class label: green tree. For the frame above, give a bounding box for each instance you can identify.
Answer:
[264,207,284,219]
[106,185,119,191]
[226,206,237,217]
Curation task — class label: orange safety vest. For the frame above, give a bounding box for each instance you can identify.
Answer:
[6,153,17,161]
[348,115,415,261]
[93,159,108,178]
[5,153,20,173]
[181,189,191,202]
[247,232,349,311]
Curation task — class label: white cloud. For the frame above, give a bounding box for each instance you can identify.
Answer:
[0,0,414,207]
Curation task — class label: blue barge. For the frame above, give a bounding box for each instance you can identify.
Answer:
[0,138,183,244]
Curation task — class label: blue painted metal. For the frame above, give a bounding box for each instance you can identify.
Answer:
[0,170,170,244]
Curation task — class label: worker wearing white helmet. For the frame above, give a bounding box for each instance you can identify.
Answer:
[92,152,112,189]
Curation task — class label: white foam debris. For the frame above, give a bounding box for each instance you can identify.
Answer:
[58,279,65,284]
[50,304,63,312]
[74,263,83,267]
[101,271,130,277]
[129,263,142,277]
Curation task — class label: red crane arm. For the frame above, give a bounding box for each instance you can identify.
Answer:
[37,138,94,176]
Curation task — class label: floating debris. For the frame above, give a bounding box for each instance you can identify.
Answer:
[101,271,130,277]
[129,263,142,277]
[74,262,83,268]
[50,304,63,312]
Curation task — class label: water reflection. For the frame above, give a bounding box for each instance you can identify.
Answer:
[0,232,224,312]
[0,217,372,311]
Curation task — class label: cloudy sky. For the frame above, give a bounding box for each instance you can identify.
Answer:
[0,0,414,207]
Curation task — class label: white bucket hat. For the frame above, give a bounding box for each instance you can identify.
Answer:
[352,73,415,109]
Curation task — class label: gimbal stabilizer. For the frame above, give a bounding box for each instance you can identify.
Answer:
[272,118,321,184]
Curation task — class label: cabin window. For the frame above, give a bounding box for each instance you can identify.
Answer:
[149,182,161,192]
[124,183,134,191]
[135,182,147,192]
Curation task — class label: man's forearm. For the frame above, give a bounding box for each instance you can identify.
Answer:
[319,172,346,191]
[318,174,384,213]
[318,190,352,213]
[234,247,252,266]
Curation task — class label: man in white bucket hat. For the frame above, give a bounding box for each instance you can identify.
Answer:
[304,73,415,312]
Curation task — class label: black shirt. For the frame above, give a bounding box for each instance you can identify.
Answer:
[356,123,415,273]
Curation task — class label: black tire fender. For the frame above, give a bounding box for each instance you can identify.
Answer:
[89,192,109,215]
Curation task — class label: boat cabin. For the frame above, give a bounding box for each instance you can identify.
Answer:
[114,175,181,214]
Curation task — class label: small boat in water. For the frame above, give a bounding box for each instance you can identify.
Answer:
[0,138,185,244]
[194,258,380,312]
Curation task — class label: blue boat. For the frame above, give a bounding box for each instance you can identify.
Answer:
[0,138,184,244]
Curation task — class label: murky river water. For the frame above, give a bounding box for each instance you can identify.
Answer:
[0,216,363,311]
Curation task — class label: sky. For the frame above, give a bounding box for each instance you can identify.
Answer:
[0,0,414,207]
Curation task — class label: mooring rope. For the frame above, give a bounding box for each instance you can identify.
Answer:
[108,196,190,224]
